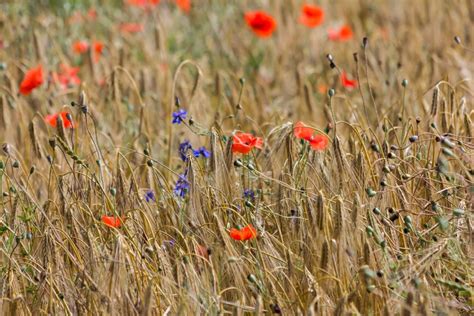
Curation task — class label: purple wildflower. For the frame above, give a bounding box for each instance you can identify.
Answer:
[144,189,156,202]
[174,173,189,197]
[179,140,193,161]
[172,109,187,124]
[243,189,255,201]
[193,146,211,158]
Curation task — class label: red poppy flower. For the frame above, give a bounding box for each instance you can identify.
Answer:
[45,111,77,129]
[299,4,324,28]
[19,65,44,95]
[73,40,89,54]
[328,24,353,41]
[101,215,122,228]
[120,23,144,33]
[232,132,263,154]
[294,121,329,151]
[52,64,81,89]
[229,224,257,241]
[244,11,276,38]
[341,71,357,89]
[176,0,190,13]
[92,41,104,62]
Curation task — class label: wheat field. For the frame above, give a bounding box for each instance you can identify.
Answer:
[0,0,472,315]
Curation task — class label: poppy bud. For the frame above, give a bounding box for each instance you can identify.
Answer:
[454,36,461,45]
[247,274,257,283]
[389,213,400,222]
[353,52,358,62]
[401,79,408,87]
[0,160,3,170]
[234,159,243,167]
[376,270,384,278]
[12,160,19,168]
[147,159,154,167]
[46,155,53,164]
[143,148,150,156]
[328,88,335,97]
[29,166,35,175]
[2,143,11,155]
[110,187,116,196]
[326,54,333,62]
[416,117,421,124]
[409,135,418,143]
[65,112,73,123]
[372,207,381,215]
[370,142,380,153]
[366,187,376,197]
[270,303,282,314]
[0,63,6,71]
[239,78,245,85]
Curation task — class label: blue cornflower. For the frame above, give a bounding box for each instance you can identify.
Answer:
[144,189,156,202]
[193,146,211,158]
[172,109,187,124]
[178,140,193,161]
[243,189,255,201]
[174,173,189,197]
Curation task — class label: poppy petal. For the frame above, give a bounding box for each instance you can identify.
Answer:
[294,121,315,140]
[101,215,122,228]
[20,65,44,95]
[229,228,244,240]
[309,134,329,150]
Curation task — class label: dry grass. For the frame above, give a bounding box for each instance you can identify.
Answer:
[0,0,473,314]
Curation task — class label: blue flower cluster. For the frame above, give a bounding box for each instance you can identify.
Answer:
[172,109,187,124]
[178,140,210,162]
[144,189,156,202]
[173,173,189,198]
[243,189,255,201]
